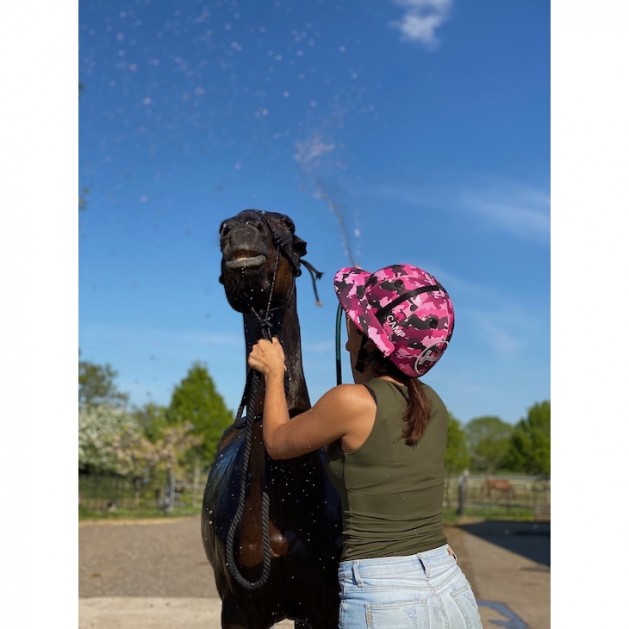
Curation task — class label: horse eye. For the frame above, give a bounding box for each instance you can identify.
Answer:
[219,222,230,237]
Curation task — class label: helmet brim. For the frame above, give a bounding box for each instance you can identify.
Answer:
[333,267,396,358]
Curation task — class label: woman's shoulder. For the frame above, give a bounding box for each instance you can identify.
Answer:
[319,383,376,408]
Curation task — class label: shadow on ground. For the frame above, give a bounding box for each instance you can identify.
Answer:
[457,520,550,566]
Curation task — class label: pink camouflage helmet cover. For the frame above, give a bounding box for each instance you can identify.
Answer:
[333,263,455,377]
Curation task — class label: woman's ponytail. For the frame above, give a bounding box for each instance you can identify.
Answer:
[401,377,431,446]
[363,340,432,446]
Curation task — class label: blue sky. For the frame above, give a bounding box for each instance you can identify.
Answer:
[78,0,550,426]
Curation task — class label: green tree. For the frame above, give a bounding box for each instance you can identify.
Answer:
[167,362,233,468]
[504,401,550,476]
[445,414,469,475]
[79,359,129,408]
[133,402,169,442]
[464,416,513,473]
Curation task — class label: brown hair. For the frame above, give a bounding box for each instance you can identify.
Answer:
[362,343,432,446]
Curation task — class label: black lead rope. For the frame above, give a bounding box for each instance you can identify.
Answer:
[225,380,273,591]
[225,245,281,591]
[224,234,325,591]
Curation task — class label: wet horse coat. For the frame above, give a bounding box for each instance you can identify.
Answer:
[202,210,342,628]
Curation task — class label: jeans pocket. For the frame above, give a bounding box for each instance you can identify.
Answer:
[450,585,483,628]
[365,600,428,628]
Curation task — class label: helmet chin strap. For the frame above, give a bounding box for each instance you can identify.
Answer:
[335,304,370,380]
[353,334,370,373]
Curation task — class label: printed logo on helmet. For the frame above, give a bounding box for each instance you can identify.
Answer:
[384,313,406,338]
[413,340,449,373]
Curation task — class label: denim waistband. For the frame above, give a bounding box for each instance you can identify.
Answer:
[338,544,453,580]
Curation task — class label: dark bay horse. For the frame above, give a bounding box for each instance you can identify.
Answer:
[202,209,342,628]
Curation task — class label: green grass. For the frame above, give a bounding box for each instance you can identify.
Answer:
[442,505,537,524]
[79,503,202,521]
[79,503,537,524]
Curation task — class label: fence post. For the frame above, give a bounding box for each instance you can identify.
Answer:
[164,469,176,513]
[456,469,469,516]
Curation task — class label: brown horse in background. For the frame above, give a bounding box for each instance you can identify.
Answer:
[485,477,516,500]
[201,210,342,628]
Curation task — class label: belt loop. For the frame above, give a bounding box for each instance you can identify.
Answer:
[352,561,363,587]
[416,553,428,577]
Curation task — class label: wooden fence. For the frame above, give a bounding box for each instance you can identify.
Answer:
[444,473,550,520]
[79,473,550,520]
[79,473,205,514]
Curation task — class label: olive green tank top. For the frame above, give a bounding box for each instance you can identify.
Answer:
[326,378,448,561]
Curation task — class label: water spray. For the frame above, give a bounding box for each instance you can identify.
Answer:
[314,180,358,386]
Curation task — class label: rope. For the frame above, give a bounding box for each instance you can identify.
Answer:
[225,392,273,590]
[301,259,324,306]
[223,223,325,590]
[224,245,281,591]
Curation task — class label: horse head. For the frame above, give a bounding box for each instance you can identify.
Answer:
[218,209,316,415]
[219,209,307,315]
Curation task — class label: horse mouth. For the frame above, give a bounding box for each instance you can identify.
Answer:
[224,251,267,270]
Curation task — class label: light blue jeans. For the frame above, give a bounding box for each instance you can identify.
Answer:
[337,544,482,628]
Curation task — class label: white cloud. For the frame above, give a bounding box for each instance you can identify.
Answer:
[476,319,522,354]
[367,180,549,244]
[462,307,538,357]
[390,0,452,48]
[460,185,550,243]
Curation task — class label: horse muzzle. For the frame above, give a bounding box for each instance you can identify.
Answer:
[224,251,267,270]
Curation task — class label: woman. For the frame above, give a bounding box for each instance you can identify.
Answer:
[248,263,482,628]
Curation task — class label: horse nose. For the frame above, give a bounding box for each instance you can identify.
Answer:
[222,219,264,247]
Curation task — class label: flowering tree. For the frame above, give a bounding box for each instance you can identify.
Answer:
[79,404,200,482]
[78,404,139,474]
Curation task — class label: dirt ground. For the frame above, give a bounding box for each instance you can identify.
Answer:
[79,516,474,599]
[79,515,550,628]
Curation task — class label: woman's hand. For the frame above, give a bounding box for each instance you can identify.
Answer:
[248,337,286,378]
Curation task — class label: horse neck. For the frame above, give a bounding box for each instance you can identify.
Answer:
[242,296,311,417]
